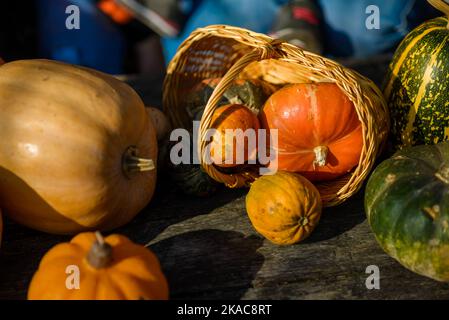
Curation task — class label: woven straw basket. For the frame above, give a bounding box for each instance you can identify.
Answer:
[163,25,389,207]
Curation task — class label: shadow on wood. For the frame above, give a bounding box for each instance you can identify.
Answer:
[149,229,264,299]
[304,188,366,243]
[118,179,247,244]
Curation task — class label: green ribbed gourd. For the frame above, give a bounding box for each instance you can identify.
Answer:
[166,137,219,197]
[185,78,277,120]
[365,141,449,281]
[383,0,449,149]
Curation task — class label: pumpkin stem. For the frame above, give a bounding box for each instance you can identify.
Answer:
[436,165,449,184]
[423,206,440,221]
[87,231,113,269]
[298,216,309,227]
[313,146,329,169]
[123,146,155,176]
[428,0,449,28]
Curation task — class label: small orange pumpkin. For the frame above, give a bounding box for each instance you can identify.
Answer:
[209,104,260,168]
[28,232,169,300]
[259,83,363,182]
[246,171,322,245]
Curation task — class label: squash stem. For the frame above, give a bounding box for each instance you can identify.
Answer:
[423,206,440,220]
[123,146,155,175]
[436,165,449,184]
[428,0,449,28]
[86,231,113,269]
[313,146,329,169]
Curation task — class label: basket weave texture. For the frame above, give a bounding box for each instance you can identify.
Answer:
[163,25,389,207]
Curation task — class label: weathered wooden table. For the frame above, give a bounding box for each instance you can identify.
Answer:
[2,56,449,300]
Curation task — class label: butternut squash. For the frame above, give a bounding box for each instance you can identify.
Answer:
[0,60,157,234]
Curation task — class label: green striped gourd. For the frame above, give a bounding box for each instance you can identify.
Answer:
[383,0,449,150]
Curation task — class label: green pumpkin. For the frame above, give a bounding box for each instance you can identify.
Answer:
[365,141,449,281]
[166,137,219,197]
[169,163,219,197]
[186,78,277,120]
[383,1,449,149]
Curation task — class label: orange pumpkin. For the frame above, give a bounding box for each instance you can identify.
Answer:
[259,83,363,182]
[246,171,322,245]
[28,232,169,300]
[209,104,260,168]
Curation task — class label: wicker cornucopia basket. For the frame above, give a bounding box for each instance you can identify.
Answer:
[163,25,389,206]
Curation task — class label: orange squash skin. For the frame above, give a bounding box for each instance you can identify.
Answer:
[28,232,169,300]
[0,60,157,234]
[259,83,363,182]
[209,104,260,167]
[246,171,322,245]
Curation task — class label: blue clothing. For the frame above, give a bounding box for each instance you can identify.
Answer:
[37,0,440,72]
[162,0,439,62]
[38,0,126,74]
[162,0,289,63]
[318,0,439,58]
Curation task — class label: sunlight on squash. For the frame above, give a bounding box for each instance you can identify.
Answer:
[259,83,363,182]
[0,59,158,234]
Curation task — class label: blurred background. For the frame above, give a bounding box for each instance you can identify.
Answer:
[0,0,440,77]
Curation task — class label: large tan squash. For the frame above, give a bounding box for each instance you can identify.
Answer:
[0,59,157,234]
